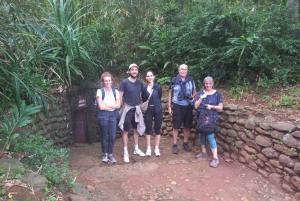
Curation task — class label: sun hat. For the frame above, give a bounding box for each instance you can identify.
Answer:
[128,63,139,70]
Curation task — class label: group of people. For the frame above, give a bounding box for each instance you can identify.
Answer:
[95,63,223,168]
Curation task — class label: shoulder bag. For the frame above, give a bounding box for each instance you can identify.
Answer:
[140,89,154,112]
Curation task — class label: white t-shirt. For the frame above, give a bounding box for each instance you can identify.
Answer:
[96,88,119,111]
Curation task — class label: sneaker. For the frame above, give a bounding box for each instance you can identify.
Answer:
[146,148,151,157]
[172,144,178,154]
[123,152,129,163]
[210,158,220,168]
[108,155,117,164]
[196,152,208,159]
[182,142,191,151]
[133,149,146,156]
[102,155,108,163]
[154,148,160,157]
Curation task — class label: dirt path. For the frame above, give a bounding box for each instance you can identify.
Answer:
[67,135,296,201]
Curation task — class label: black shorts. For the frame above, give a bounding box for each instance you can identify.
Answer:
[172,103,193,130]
[123,108,138,132]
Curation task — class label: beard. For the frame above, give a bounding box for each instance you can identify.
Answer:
[129,73,138,78]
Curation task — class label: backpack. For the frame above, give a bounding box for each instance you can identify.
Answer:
[195,103,217,135]
[94,88,117,115]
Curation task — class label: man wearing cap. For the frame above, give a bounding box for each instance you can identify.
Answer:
[168,64,197,154]
[118,63,146,163]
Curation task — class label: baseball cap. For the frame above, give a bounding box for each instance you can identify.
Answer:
[128,63,139,70]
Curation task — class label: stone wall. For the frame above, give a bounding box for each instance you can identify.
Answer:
[71,87,300,195]
[215,103,300,195]
[22,93,74,147]
[160,98,300,196]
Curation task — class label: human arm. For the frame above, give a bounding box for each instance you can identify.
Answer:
[168,89,173,115]
[119,91,124,107]
[194,92,207,109]
[158,84,162,100]
[206,102,223,110]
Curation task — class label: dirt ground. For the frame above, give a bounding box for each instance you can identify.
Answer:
[67,135,297,201]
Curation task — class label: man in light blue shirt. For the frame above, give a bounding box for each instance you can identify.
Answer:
[168,64,197,154]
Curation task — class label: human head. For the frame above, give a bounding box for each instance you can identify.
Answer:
[145,70,155,84]
[127,63,139,78]
[203,76,214,90]
[100,72,113,87]
[178,64,188,78]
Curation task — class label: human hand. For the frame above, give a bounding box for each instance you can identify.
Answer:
[200,93,207,100]
[206,104,213,110]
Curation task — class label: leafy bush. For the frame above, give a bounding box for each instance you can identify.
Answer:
[13,134,74,187]
[0,101,41,153]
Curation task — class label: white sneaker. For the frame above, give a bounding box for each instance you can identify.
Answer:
[123,152,129,163]
[146,148,151,156]
[154,148,161,157]
[133,148,146,156]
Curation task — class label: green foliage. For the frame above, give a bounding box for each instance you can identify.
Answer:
[157,76,171,86]
[0,101,41,152]
[0,169,7,195]
[279,95,293,106]
[13,134,74,186]
[229,83,249,101]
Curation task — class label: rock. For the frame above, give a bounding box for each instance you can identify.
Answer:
[259,122,271,130]
[223,104,238,111]
[246,139,261,151]
[22,173,47,192]
[236,119,245,125]
[291,176,300,190]
[293,131,300,138]
[269,173,283,187]
[244,145,257,154]
[273,144,298,157]
[228,117,236,123]
[227,129,238,138]
[237,132,247,142]
[282,183,294,192]
[282,134,298,148]
[294,162,300,174]
[256,153,268,162]
[295,192,300,200]
[284,167,297,176]
[271,122,296,132]
[235,141,244,149]
[269,159,283,169]
[255,127,270,135]
[255,135,272,147]
[258,169,269,178]
[262,148,279,159]
[0,159,25,176]
[68,194,89,201]
[232,124,240,131]
[244,118,256,130]
[270,131,284,139]
[278,154,295,168]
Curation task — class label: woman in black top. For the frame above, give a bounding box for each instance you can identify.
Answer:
[142,71,163,157]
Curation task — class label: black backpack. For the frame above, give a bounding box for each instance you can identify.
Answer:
[195,103,217,135]
[94,88,117,115]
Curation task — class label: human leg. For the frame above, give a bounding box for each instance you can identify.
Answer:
[97,111,109,154]
[196,134,208,159]
[182,105,193,151]
[133,127,145,156]
[144,107,154,156]
[107,111,117,159]
[206,133,219,167]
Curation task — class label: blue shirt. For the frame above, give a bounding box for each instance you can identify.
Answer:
[170,78,196,106]
[196,90,223,121]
